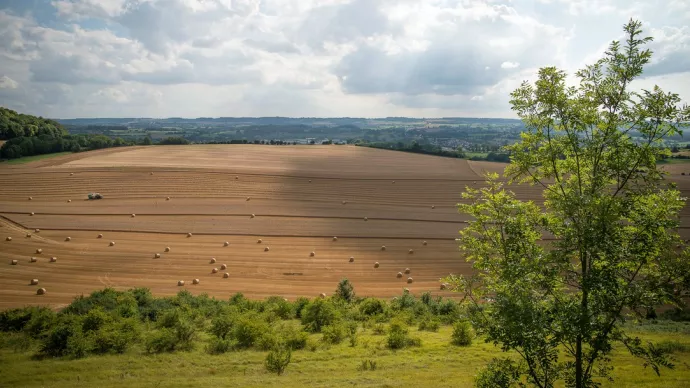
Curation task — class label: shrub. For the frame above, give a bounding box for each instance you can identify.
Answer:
[335,278,355,303]
[39,315,83,357]
[206,337,236,354]
[263,297,295,320]
[359,298,386,317]
[293,297,311,319]
[91,318,139,354]
[82,307,111,332]
[358,359,377,371]
[387,320,421,349]
[321,322,347,344]
[418,317,440,332]
[0,332,35,353]
[233,313,270,348]
[301,299,338,333]
[209,309,237,339]
[145,328,177,353]
[372,323,386,335]
[474,358,523,388]
[23,308,57,339]
[451,321,474,346]
[275,321,308,350]
[1,307,42,332]
[265,346,291,375]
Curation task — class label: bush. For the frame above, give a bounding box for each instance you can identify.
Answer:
[0,307,42,332]
[145,328,177,353]
[359,298,386,317]
[293,297,311,319]
[39,315,82,357]
[209,309,237,339]
[321,322,347,344]
[275,321,308,350]
[265,346,291,375]
[418,317,440,332]
[451,321,474,346]
[372,322,386,335]
[655,339,689,354]
[233,313,270,348]
[206,337,236,354]
[474,358,523,388]
[301,299,338,333]
[23,308,57,339]
[82,307,111,332]
[335,278,355,303]
[263,297,294,320]
[91,318,139,354]
[387,320,420,349]
[358,359,377,371]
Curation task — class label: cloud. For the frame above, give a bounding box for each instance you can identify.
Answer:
[0,75,19,89]
[501,62,520,69]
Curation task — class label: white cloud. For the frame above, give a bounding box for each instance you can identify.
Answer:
[501,61,520,69]
[0,75,19,89]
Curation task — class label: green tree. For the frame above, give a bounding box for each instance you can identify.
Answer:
[446,20,690,388]
[335,278,355,303]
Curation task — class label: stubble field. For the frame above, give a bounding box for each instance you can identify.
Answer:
[2,145,689,309]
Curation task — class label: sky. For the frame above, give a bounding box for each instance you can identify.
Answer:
[0,0,688,119]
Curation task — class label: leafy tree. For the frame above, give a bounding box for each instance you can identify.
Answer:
[447,20,690,388]
[301,299,338,333]
[335,278,355,303]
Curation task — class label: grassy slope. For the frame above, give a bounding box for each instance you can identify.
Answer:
[2,325,689,388]
[1,152,72,165]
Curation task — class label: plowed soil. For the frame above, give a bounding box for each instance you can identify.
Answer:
[2,145,689,308]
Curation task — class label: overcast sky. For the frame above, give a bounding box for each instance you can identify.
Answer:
[0,0,688,119]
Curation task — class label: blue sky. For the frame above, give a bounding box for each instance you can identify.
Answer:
[0,0,688,118]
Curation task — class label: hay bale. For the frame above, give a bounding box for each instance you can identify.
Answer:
[150,172,154,176]
[30,257,37,263]
[109,241,115,246]
[223,273,229,278]
[392,180,395,184]
[251,214,255,218]
[309,180,312,183]
[131,213,136,218]
[31,279,39,285]
[224,241,229,247]
[404,288,410,293]
[65,237,71,242]
[423,241,427,246]
[310,251,315,257]
[319,293,326,298]
[264,247,270,252]
[70,173,74,176]
[381,245,386,251]
[397,272,403,278]
[6,237,12,241]
[37,288,46,295]
[187,233,192,237]
[193,279,200,285]
[165,247,170,252]
[30,212,34,216]
[342,200,347,205]
[67,199,72,203]
[28,196,33,200]
[364,217,368,221]
[407,277,413,284]
[333,236,338,241]
[374,262,380,268]
[34,229,40,233]
[235,176,239,180]
[178,280,185,286]
[404,268,411,274]
[98,234,103,238]
[212,268,218,273]
[220,264,227,270]
[431,205,435,209]
[440,283,448,290]
[36,248,43,254]
[246,197,251,201]
[166,197,171,201]
[11,259,18,265]
[408,249,414,254]
[50,257,57,263]
[154,253,161,258]
[257,239,262,243]
[210,257,216,264]
[349,256,354,262]
[26,233,32,238]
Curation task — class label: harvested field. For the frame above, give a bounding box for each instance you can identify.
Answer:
[2,145,690,308]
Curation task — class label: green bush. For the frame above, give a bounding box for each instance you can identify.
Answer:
[0,307,41,332]
[82,307,112,332]
[275,321,308,350]
[451,321,474,346]
[265,346,291,375]
[206,337,236,354]
[0,332,35,353]
[418,317,440,332]
[474,358,523,388]
[387,320,420,349]
[359,298,386,316]
[23,308,57,339]
[91,318,139,354]
[145,328,177,353]
[358,359,377,371]
[301,299,338,333]
[209,308,237,339]
[321,322,347,344]
[335,278,355,303]
[233,313,270,348]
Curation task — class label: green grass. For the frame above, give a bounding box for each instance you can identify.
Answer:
[2,324,689,388]
[2,152,72,165]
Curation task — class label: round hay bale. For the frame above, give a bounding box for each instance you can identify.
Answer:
[381,245,386,251]
[36,248,42,254]
[65,237,71,242]
[404,288,410,293]
[224,241,229,247]
[374,262,380,268]
[11,259,18,265]
[333,236,338,241]
[109,241,115,246]
[392,180,395,184]
[404,268,411,274]
[212,268,218,273]
[319,293,326,298]
[154,253,161,259]
[264,247,270,252]
[235,176,239,180]
[37,288,46,295]
[70,173,74,176]
[423,241,427,246]
[220,264,227,270]
[50,257,57,263]
[223,272,230,278]
[67,199,71,203]
[397,272,403,278]
[310,251,315,257]
[251,214,255,218]
[193,279,200,285]
[30,212,34,216]
[440,283,448,290]
[28,196,33,200]
[210,257,216,264]
[26,233,32,238]
[31,279,39,285]
[364,217,368,221]
[408,249,414,254]
[257,239,262,243]
[309,180,312,183]
[131,214,136,218]
[34,229,40,233]
[349,256,354,263]
[166,196,171,201]
[431,205,435,209]
[187,233,192,237]
[98,234,103,238]
[30,257,37,263]
[178,280,185,286]
[342,200,347,205]
[246,197,251,201]
[407,277,413,284]
[165,247,170,252]
[6,237,12,241]
[150,172,154,176]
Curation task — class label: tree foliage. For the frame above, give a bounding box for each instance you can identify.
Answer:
[447,20,690,388]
